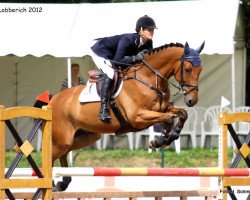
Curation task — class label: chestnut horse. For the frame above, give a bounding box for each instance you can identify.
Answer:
[49,41,204,191]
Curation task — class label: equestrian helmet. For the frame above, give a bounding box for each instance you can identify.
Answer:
[135,15,157,32]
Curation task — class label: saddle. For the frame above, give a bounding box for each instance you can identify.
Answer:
[87,64,139,135]
[88,69,121,97]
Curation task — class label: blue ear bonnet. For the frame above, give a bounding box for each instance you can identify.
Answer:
[182,48,201,67]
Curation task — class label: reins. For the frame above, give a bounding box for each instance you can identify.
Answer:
[123,54,199,98]
[111,50,200,99]
[123,60,168,99]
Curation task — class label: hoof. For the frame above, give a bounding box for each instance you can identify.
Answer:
[55,176,72,192]
[149,132,180,149]
[149,135,167,149]
[148,141,155,150]
[56,181,68,192]
[164,131,180,146]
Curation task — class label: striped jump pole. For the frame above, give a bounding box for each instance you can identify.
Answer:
[7,167,250,177]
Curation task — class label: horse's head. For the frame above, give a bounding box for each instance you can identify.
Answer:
[174,41,205,107]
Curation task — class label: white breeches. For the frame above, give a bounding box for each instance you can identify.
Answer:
[90,51,114,79]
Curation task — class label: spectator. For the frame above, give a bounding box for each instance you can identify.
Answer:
[61,63,85,91]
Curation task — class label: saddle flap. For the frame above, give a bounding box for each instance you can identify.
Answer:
[96,70,122,97]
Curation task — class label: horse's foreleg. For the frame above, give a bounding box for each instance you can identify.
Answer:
[148,107,188,149]
[166,106,188,142]
[134,109,178,128]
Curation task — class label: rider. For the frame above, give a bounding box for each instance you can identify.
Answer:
[90,15,157,124]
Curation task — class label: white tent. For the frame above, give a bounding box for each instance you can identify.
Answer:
[0,0,240,56]
[0,0,245,148]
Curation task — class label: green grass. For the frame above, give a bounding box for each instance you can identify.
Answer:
[5,148,248,168]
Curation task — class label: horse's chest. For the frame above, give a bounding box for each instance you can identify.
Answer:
[153,99,168,112]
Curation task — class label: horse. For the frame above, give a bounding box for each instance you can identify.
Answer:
[49,41,205,191]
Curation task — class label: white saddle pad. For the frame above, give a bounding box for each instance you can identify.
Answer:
[79,80,123,103]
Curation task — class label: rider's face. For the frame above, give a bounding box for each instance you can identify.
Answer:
[141,27,154,41]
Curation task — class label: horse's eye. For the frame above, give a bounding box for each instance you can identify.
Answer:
[185,67,191,74]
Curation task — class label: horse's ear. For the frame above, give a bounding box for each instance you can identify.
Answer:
[196,40,205,54]
[184,42,190,56]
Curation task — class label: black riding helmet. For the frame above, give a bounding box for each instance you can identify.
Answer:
[135,15,157,33]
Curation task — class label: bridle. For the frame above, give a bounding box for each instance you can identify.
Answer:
[123,53,200,98]
[172,55,200,95]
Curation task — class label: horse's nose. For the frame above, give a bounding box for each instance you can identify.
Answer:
[187,99,193,107]
[185,97,197,107]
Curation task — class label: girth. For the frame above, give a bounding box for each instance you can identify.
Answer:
[109,99,139,135]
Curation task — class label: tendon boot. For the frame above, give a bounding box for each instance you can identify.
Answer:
[149,125,182,149]
[149,129,169,149]
[98,74,112,124]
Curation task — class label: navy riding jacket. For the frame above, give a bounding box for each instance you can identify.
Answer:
[91,33,153,64]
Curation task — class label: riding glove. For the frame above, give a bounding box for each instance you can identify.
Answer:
[132,51,144,63]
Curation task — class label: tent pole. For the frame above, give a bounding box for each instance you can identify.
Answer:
[67,57,74,167]
[13,61,18,129]
[232,41,236,112]
[243,46,246,105]
[14,62,18,107]
[67,58,72,88]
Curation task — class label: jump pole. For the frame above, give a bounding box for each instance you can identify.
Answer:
[53,167,250,177]
[7,167,250,177]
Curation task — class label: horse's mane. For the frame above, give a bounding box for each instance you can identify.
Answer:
[148,42,184,55]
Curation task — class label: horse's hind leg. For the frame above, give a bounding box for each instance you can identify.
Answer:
[55,132,101,192]
[55,153,72,192]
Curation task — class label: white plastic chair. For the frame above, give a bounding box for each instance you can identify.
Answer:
[135,129,151,151]
[235,106,250,138]
[95,139,102,150]
[178,107,198,148]
[201,106,231,147]
[194,106,206,135]
[102,133,133,150]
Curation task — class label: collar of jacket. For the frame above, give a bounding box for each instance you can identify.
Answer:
[134,33,140,47]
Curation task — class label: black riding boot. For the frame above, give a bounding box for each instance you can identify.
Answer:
[98,74,112,124]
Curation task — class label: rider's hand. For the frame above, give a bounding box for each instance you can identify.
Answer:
[132,51,144,63]
[141,49,149,54]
